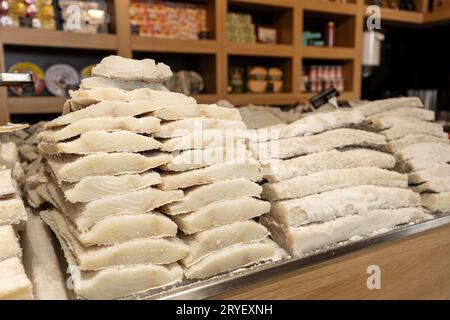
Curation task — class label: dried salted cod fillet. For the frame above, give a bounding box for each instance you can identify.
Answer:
[172,197,270,234]
[39,116,160,142]
[45,100,165,129]
[0,195,27,226]
[0,257,33,300]
[22,213,69,300]
[40,209,189,270]
[367,107,435,122]
[92,55,172,82]
[370,116,444,134]
[408,164,450,184]
[159,162,262,191]
[0,169,16,198]
[256,110,364,142]
[262,167,407,201]
[46,152,171,182]
[356,97,423,116]
[0,142,19,169]
[394,142,450,162]
[154,117,247,138]
[26,189,45,209]
[385,134,450,153]
[0,225,21,261]
[262,207,429,256]
[251,128,386,160]
[161,178,262,215]
[183,239,277,279]
[181,220,269,267]
[402,152,450,172]
[411,178,450,193]
[160,129,246,152]
[382,125,447,141]
[80,76,169,91]
[0,123,29,133]
[39,131,161,155]
[421,192,450,212]
[263,149,395,182]
[161,147,251,171]
[269,186,421,227]
[153,104,242,121]
[61,171,161,203]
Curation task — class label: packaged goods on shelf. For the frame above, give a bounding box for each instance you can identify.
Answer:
[0,0,56,29]
[302,64,344,93]
[129,0,207,40]
[59,0,109,34]
[229,66,283,94]
[227,12,256,43]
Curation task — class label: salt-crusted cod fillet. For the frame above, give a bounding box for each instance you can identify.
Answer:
[421,192,450,213]
[60,171,161,203]
[161,178,262,215]
[0,225,21,261]
[181,221,269,267]
[0,195,27,226]
[385,134,450,153]
[153,104,242,121]
[262,167,407,201]
[394,142,450,162]
[39,116,160,142]
[367,107,435,122]
[401,152,450,172]
[262,207,429,256]
[159,162,262,191]
[46,152,171,182]
[0,169,16,198]
[370,116,444,134]
[172,197,270,234]
[411,177,450,193]
[263,149,395,182]
[154,117,247,138]
[408,164,450,184]
[40,209,189,270]
[39,131,161,155]
[251,128,386,160]
[0,257,33,300]
[382,126,447,141]
[356,97,423,116]
[183,239,278,279]
[80,76,169,91]
[269,186,421,227]
[92,55,172,83]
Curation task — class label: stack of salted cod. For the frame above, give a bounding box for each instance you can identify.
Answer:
[250,109,429,256]
[360,97,450,214]
[0,124,33,300]
[36,56,199,300]
[153,88,280,280]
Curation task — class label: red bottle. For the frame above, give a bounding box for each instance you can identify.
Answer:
[325,21,335,47]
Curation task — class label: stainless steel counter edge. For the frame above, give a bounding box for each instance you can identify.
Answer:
[134,214,450,300]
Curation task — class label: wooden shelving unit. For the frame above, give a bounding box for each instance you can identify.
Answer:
[0,0,448,122]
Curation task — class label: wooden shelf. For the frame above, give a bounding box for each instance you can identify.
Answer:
[227,42,294,57]
[302,46,355,60]
[423,10,450,24]
[228,0,294,8]
[364,6,424,24]
[227,93,299,106]
[8,96,65,114]
[131,37,217,54]
[0,28,117,50]
[193,94,219,104]
[303,0,358,15]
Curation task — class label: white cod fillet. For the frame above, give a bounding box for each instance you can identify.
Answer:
[92,55,172,83]
[256,110,364,142]
[367,107,435,122]
[262,167,407,201]
[0,196,27,227]
[385,134,450,154]
[402,152,450,172]
[161,178,262,215]
[183,239,277,279]
[370,116,444,133]
[0,257,33,300]
[382,125,447,141]
[61,171,161,203]
[269,186,421,227]
[159,162,262,191]
[181,220,269,267]
[45,100,165,129]
[421,192,450,212]
[39,116,160,142]
[251,128,386,160]
[154,117,247,138]
[262,207,428,256]
[356,97,423,116]
[153,104,242,121]
[0,225,21,261]
[161,147,251,171]
[411,177,450,193]
[263,149,395,182]
[0,169,16,198]
[160,129,247,152]
[46,152,171,182]
[408,164,450,184]
[80,76,168,91]
[394,142,450,162]
[39,131,161,155]
[40,209,189,270]
[172,197,270,234]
